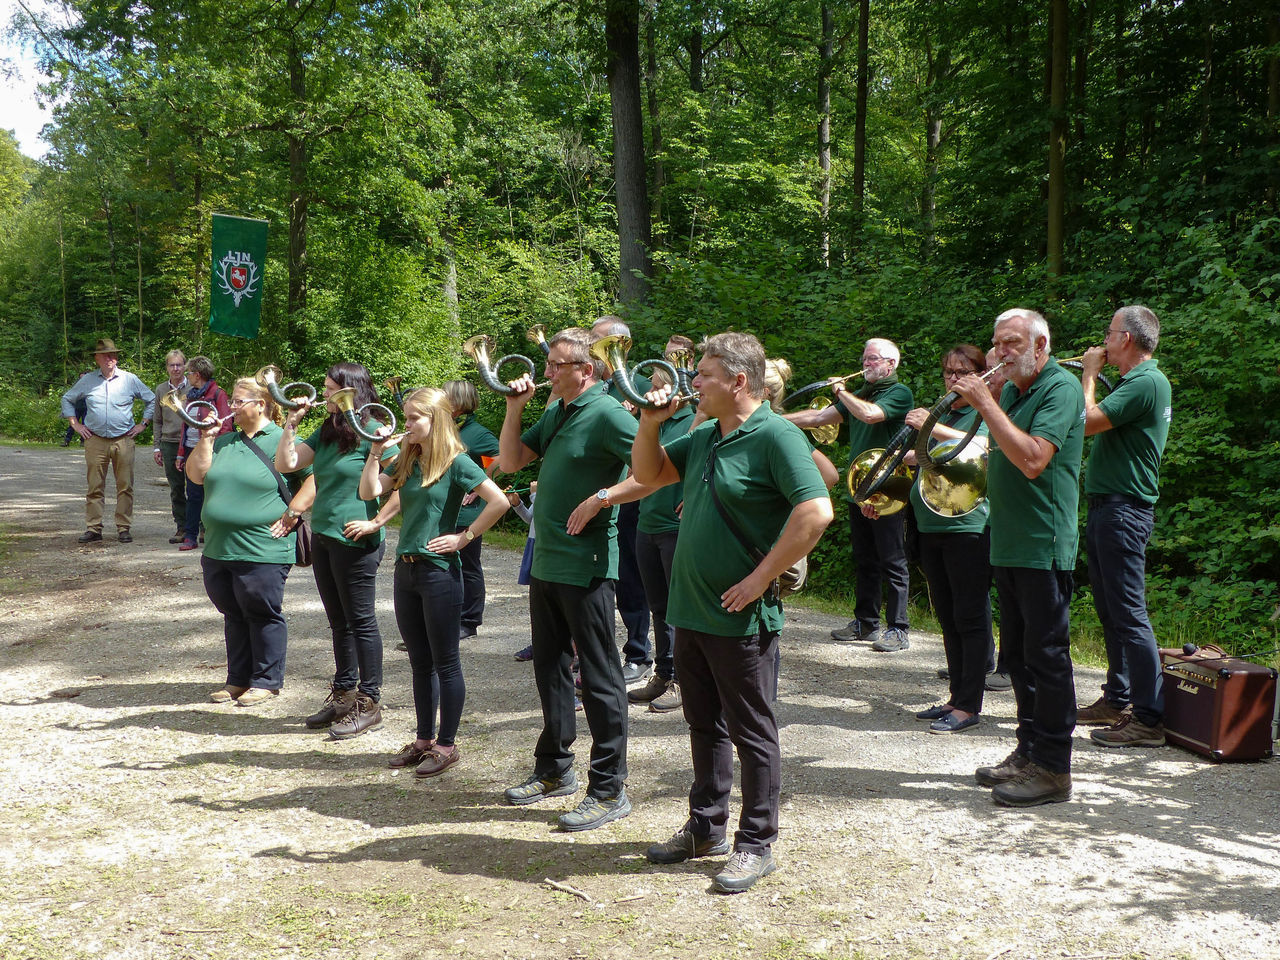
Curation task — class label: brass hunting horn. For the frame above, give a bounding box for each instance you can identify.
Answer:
[253,365,317,411]
[329,388,398,443]
[590,335,685,410]
[463,335,540,396]
[159,390,228,430]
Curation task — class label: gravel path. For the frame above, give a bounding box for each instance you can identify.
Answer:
[1,443,1277,960]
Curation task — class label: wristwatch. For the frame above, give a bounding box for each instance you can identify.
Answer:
[596,488,611,507]
[462,528,475,543]
[285,508,301,520]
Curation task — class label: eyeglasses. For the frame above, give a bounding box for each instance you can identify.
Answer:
[942,368,976,379]
[229,398,263,409]
[862,355,886,365]
[1102,327,1127,341]
[546,359,585,373]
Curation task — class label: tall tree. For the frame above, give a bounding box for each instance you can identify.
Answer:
[1046,0,1068,277]
[605,0,653,304]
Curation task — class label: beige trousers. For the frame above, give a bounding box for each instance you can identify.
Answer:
[84,434,136,533]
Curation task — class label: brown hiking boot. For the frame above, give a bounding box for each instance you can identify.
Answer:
[991,762,1072,807]
[974,748,1030,787]
[305,684,360,729]
[1076,695,1126,726]
[1091,714,1166,748]
[329,696,382,740]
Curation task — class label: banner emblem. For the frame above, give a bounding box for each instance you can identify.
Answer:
[217,252,260,306]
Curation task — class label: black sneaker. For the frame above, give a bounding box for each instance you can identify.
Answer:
[556,791,631,832]
[622,661,652,685]
[713,849,777,893]
[984,672,1013,691]
[646,827,730,864]
[77,530,103,543]
[117,530,133,543]
[504,771,578,806]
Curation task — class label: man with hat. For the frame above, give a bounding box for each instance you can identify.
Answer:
[60,338,156,543]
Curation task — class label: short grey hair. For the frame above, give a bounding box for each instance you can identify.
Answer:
[592,315,630,339]
[865,338,900,365]
[1115,304,1160,353]
[551,327,603,381]
[699,332,766,399]
[994,308,1051,354]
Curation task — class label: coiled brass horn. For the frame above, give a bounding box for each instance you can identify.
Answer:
[913,362,1007,473]
[804,396,840,445]
[664,346,698,403]
[253,365,317,411]
[464,335,538,396]
[590,334,683,410]
[159,390,227,430]
[329,387,398,443]
[846,447,913,516]
[917,437,988,518]
[526,324,551,356]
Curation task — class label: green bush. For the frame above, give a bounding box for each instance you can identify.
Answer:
[0,388,70,442]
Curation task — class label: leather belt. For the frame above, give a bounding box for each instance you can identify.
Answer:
[91,432,132,441]
[1088,493,1151,509]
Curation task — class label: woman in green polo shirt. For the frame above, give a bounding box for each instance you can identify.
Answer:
[359,387,509,778]
[186,378,311,708]
[275,362,399,741]
[904,345,993,735]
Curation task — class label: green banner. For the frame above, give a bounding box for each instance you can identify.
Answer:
[209,213,269,339]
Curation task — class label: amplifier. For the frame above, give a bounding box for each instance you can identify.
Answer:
[1160,648,1277,762]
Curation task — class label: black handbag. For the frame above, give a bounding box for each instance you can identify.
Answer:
[237,431,312,567]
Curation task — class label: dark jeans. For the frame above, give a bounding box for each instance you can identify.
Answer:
[635,530,678,681]
[160,440,186,528]
[847,508,909,631]
[184,475,204,543]
[529,576,628,797]
[201,557,290,690]
[993,565,1077,773]
[919,530,992,714]
[616,502,652,665]
[313,534,385,700]
[1087,499,1163,725]
[454,527,486,631]
[394,559,465,745]
[676,627,781,855]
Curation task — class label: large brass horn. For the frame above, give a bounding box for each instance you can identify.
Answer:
[590,334,682,410]
[159,390,226,430]
[804,396,840,445]
[918,437,988,518]
[526,324,551,356]
[464,335,538,396]
[664,345,699,404]
[846,447,913,516]
[329,387,398,443]
[253,365,317,411]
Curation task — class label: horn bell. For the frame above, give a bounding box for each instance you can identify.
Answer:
[918,438,988,518]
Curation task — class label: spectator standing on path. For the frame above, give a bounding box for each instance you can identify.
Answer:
[152,349,188,544]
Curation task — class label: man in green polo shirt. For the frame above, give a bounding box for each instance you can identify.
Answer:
[785,338,914,651]
[497,326,650,833]
[633,332,832,893]
[953,308,1084,806]
[1076,305,1172,748]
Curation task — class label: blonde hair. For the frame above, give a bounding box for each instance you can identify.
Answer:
[763,357,792,411]
[233,377,281,425]
[389,387,467,489]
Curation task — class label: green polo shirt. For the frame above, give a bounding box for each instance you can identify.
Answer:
[397,454,490,569]
[909,406,990,534]
[664,404,830,637]
[1084,359,1171,505]
[202,424,305,564]
[637,404,695,535]
[455,414,499,528]
[605,370,653,407]
[841,378,913,502]
[521,382,637,586]
[987,360,1084,570]
[301,424,397,546]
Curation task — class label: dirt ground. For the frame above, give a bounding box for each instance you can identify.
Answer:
[1,443,1278,960]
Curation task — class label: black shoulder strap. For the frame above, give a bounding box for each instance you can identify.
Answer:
[705,439,766,564]
[540,399,584,451]
[236,430,294,507]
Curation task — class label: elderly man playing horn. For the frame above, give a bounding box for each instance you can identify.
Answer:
[785,338,913,652]
[633,332,832,893]
[497,326,654,832]
[952,309,1084,807]
[1076,305,1172,748]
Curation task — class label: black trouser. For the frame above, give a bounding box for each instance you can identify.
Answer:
[454,526,486,631]
[184,475,204,543]
[635,530,678,681]
[992,565,1077,773]
[159,439,186,528]
[847,508,909,631]
[676,627,781,855]
[313,534,385,700]
[919,530,992,714]
[616,502,651,665]
[529,576,628,798]
[393,559,464,745]
[201,557,290,690]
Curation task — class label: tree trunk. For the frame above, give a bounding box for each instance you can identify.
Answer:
[1111,0,1127,179]
[133,203,144,361]
[606,0,653,305]
[921,41,947,261]
[287,0,309,351]
[688,19,704,93]
[1073,0,1090,145]
[1047,0,1068,279]
[103,192,124,339]
[645,2,665,236]
[59,211,68,383]
[852,0,870,214]
[818,1,833,267]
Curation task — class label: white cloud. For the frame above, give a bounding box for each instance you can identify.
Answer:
[0,0,57,158]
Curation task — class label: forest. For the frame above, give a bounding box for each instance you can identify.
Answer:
[0,0,1276,650]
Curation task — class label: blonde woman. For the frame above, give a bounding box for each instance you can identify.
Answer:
[360,388,509,777]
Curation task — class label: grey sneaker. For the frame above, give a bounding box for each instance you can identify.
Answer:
[974,748,1030,787]
[648,682,683,713]
[646,827,730,864]
[871,628,909,652]
[991,761,1072,807]
[622,662,652,685]
[504,771,578,806]
[557,792,632,832]
[713,849,777,893]
[830,620,862,642]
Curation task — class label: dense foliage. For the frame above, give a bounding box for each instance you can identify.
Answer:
[1,0,1277,650]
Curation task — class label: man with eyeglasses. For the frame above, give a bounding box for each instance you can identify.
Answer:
[497,326,653,833]
[785,338,913,652]
[1076,306,1172,748]
[153,349,189,543]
